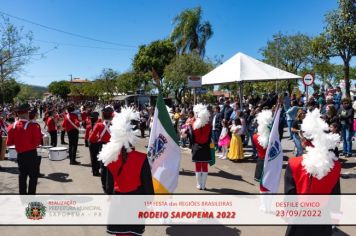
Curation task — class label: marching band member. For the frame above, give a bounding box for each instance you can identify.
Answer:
[89,107,114,187]
[190,104,212,190]
[46,110,57,147]
[253,109,273,182]
[7,103,42,194]
[58,108,67,145]
[85,111,100,176]
[62,104,80,165]
[29,107,45,178]
[284,109,341,236]
[98,107,153,235]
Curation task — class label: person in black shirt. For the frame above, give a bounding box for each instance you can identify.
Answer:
[291,109,306,156]
[212,106,223,151]
[222,100,233,122]
[338,98,354,157]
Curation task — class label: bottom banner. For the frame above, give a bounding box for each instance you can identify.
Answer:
[0,195,354,225]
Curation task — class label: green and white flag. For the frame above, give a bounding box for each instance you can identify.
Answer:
[147,95,181,193]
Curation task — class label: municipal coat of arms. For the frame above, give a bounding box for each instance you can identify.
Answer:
[268,140,281,162]
[25,202,46,220]
[148,134,168,164]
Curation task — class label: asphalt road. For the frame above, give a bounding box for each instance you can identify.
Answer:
[1,122,356,236]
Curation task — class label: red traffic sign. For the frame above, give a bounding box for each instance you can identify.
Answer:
[187,76,202,88]
[303,73,314,86]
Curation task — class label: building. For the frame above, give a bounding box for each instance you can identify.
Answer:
[67,78,92,102]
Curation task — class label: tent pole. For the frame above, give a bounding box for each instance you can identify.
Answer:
[239,82,243,110]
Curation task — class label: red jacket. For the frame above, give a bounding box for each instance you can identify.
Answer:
[85,124,92,141]
[89,120,111,144]
[46,117,57,132]
[81,111,88,122]
[253,133,267,159]
[7,120,42,153]
[62,113,80,132]
[85,116,91,125]
[288,156,341,194]
[107,150,147,193]
[192,123,212,144]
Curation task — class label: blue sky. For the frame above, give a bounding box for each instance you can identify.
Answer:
[0,0,349,86]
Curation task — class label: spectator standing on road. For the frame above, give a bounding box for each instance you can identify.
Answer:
[291,109,307,157]
[334,86,342,110]
[211,106,223,152]
[246,106,259,159]
[286,101,300,139]
[338,98,354,157]
[227,118,244,161]
[222,100,233,123]
[283,92,291,111]
[218,120,230,160]
[39,104,43,118]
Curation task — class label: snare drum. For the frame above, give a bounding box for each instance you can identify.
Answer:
[8,146,17,160]
[49,147,68,161]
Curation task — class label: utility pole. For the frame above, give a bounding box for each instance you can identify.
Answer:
[275,36,281,93]
[69,74,73,82]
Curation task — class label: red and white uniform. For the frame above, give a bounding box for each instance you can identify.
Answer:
[253,133,267,182]
[7,120,42,153]
[89,120,111,144]
[284,156,341,236]
[106,150,153,235]
[286,156,341,194]
[85,124,92,142]
[81,111,88,122]
[62,113,80,132]
[253,133,267,160]
[46,117,57,132]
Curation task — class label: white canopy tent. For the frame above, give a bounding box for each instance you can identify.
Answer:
[202,52,302,108]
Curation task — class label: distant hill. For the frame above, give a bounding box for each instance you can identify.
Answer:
[16,83,48,101]
[28,85,48,94]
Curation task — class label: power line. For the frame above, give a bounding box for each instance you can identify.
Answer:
[0,10,137,48]
[34,39,134,51]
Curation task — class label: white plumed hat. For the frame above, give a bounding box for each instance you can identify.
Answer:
[193,103,210,130]
[256,110,273,149]
[301,109,340,180]
[98,106,140,166]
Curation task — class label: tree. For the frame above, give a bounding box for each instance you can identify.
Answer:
[96,68,119,98]
[164,53,213,103]
[116,71,142,94]
[48,80,71,99]
[0,17,38,104]
[170,7,213,57]
[133,40,176,90]
[15,84,39,102]
[0,78,20,103]
[260,32,314,93]
[313,0,356,97]
[312,62,339,86]
[81,81,101,99]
